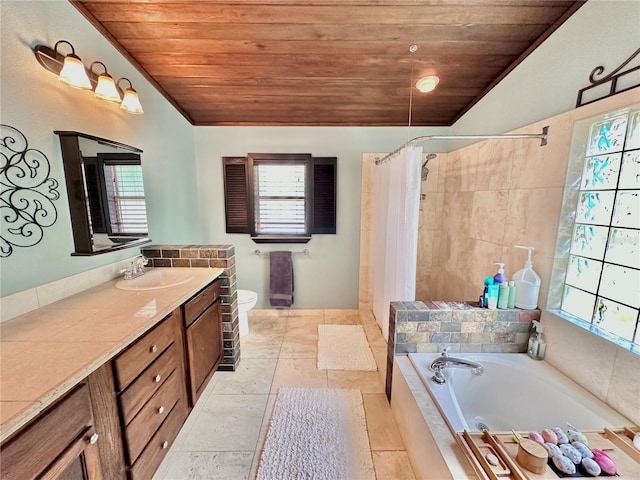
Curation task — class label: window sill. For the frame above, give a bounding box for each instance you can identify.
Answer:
[546,309,640,356]
[251,235,312,244]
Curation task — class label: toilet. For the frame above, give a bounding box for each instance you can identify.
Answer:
[237,289,258,337]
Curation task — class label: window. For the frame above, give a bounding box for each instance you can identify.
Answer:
[222,153,336,243]
[556,106,639,352]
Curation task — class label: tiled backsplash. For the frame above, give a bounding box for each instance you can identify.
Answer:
[141,244,240,372]
[385,300,539,399]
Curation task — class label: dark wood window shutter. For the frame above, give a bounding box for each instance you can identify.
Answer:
[312,157,337,234]
[223,156,250,233]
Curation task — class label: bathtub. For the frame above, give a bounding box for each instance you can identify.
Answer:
[408,353,632,433]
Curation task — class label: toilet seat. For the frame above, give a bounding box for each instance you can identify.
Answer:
[238,289,258,306]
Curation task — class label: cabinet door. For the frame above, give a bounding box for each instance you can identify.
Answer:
[185,301,222,403]
[0,384,102,480]
[40,427,102,480]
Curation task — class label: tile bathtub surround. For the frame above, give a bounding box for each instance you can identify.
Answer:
[141,244,240,372]
[386,300,539,400]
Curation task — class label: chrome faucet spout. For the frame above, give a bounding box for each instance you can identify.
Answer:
[429,354,484,384]
[120,254,148,280]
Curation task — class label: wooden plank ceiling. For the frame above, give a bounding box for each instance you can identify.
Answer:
[72,1,585,126]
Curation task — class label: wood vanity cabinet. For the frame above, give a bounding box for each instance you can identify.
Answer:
[0,383,103,480]
[182,279,223,405]
[112,310,189,480]
[0,277,224,480]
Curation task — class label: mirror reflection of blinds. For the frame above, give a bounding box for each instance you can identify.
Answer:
[254,163,306,235]
[104,165,148,234]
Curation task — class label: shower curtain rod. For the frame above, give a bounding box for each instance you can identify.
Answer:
[374,126,549,165]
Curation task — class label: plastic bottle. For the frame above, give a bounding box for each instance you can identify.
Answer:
[497,282,509,309]
[493,262,507,285]
[487,284,499,310]
[507,281,516,308]
[482,277,494,308]
[527,320,546,360]
[513,246,541,310]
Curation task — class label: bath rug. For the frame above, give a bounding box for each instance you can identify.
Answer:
[317,324,377,371]
[256,387,375,480]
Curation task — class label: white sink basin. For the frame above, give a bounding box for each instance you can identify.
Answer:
[116,269,195,291]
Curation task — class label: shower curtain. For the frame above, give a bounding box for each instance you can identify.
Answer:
[372,146,422,341]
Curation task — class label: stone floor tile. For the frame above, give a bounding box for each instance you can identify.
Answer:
[240,333,283,359]
[162,451,254,480]
[248,315,286,334]
[285,315,324,334]
[270,358,327,393]
[210,359,277,395]
[327,369,385,393]
[179,394,268,451]
[279,332,318,358]
[363,393,405,451]
[372,451,417,480]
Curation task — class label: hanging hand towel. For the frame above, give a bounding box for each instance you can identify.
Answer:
[269,251,294,308]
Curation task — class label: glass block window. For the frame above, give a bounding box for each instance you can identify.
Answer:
[561,109,640,349]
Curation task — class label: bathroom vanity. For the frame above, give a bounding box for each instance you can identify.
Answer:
[0,268,224,479]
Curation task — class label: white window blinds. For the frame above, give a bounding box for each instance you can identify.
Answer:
[254,163,306,235]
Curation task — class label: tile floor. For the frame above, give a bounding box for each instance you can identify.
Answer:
[153,308,416,479]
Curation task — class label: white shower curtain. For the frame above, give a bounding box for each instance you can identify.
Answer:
[373,146,422,341]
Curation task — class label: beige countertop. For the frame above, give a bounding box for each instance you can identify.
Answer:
[0,267,223,443]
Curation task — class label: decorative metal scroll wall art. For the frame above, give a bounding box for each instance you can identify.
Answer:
[576,47,640,107]
[0,125,60,257]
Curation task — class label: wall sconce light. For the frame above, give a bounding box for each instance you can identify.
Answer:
[55,40,92,90]
[416,75,440,93]
[91,61,121,103]
[117,78,144,114]
[33,40,143,114]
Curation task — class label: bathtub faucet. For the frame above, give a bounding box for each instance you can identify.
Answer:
[429,350,484,384]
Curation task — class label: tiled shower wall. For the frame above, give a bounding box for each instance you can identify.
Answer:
[141,244,240,372]
[360,89,640,424]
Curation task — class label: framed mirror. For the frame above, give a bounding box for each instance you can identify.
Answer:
[55,131,151,255]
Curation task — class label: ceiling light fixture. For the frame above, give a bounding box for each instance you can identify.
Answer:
[416,75,440,93]
[55,40,92,90]
[117,78,144,114]
[91,61,121,103]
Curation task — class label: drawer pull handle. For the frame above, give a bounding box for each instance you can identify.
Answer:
[154,375,161,383]
[162,441,169,449]
[89,433,99,445]
[150,344,158,353]
[158,406,165,414]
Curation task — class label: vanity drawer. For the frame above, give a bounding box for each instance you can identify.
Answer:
[124,369,182,464]
[119,343,179,425]
[129,398,187,480]
[183,279,221,328]
[114,312,177,390]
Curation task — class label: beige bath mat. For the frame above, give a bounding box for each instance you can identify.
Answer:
[317,324,377,371]
[257,387,375,480]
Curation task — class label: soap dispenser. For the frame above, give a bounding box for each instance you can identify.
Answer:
[527,320,546,360]
[513,246,541,310]
[493,262,507,285]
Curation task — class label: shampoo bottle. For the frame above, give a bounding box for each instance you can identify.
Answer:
[498,282,509,309]
[507,281,516,308]
[487,284,499,310]
[513,246,541,310]
[527,320,546,360]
